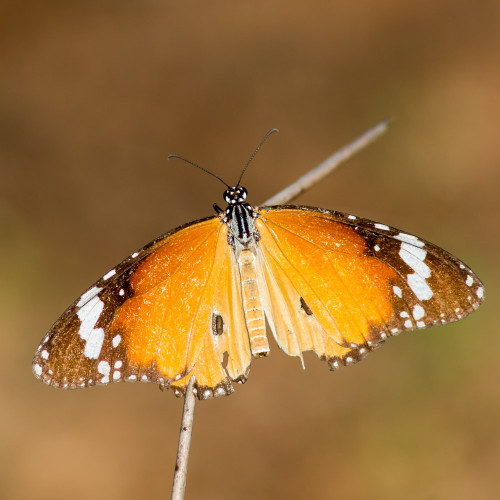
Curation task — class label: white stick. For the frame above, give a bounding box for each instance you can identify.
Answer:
[171,376,196,500]
[169,119,391,499]
[263,119,391,206]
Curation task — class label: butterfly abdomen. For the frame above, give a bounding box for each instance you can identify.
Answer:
[237,248,270,357]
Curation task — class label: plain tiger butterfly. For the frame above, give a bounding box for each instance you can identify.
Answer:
[32,130,485,399]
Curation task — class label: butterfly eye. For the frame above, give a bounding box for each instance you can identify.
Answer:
[238,187,247,201]
[223,187,244,205]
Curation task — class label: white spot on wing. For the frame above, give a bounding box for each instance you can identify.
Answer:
[77,286,102,308]
[374,223,389,230]
[114,360,123,369]
[214,387,226,397]
[404,319,412,328]
[412,305,425,320]
[131,252,139,258]
[77,296,104,341]
[393,286,402,297]
[348,215,356,220]
[41,350,49,360]
[113,370,121,381]
[34,364,42,376]
[395,233,425,248]
[103,269,116,280]
[97,360,111,383]
[98,361,111,383]
[399,243,429,276]
[119,289,125,296]
[98,360,110,375]
[112,334,121,348]
[466,275,474,287]
[477,287,484,299]
[407,273,434,301]
[77,294,107,359]
[399,242,433,301]
[83,328,104,359]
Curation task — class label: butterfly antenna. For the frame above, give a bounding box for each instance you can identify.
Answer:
[167,154,230,188]
[237,128,279,186]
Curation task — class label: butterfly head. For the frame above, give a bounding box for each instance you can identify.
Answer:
[223,186,248,205]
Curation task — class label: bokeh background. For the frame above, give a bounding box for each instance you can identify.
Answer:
[1,1,499,499]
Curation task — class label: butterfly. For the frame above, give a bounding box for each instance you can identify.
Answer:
[32,131,485,399]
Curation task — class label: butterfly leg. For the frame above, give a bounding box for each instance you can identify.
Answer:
[213,204,224,215]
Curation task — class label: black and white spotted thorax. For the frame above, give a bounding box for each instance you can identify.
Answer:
[220,186,260,247]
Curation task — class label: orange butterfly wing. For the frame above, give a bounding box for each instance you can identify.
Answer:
[33,203,484,399]
[255,206,484,369]
[33,217,252,398]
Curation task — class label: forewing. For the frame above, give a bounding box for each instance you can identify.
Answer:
[256,206,484,369]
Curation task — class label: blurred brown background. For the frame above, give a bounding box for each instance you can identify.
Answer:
[1,1,498,499]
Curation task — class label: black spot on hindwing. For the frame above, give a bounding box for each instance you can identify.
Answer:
[300,297,313,316]
[212,312,224,336]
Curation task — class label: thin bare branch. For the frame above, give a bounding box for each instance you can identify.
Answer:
[262,119,391,206]
[171,377,196,500]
